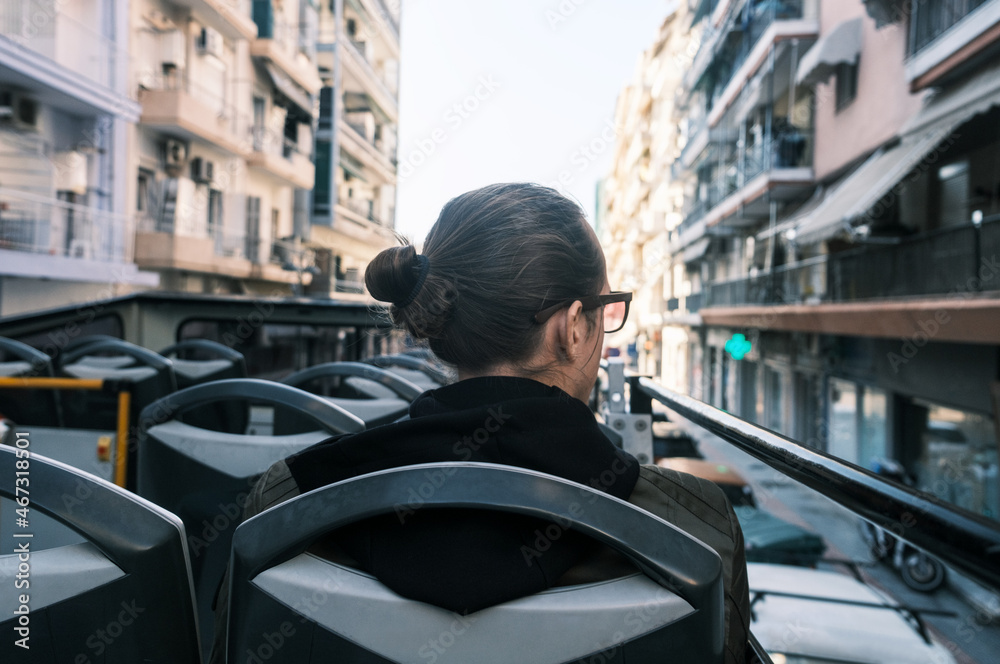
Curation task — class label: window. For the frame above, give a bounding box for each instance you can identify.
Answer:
[208,189,223,254]
[137,169,154,213]
[246,196,261,262]
[835,61,859,111]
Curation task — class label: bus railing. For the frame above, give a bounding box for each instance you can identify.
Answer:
[625,373,1000,593]
[0,376,132,487]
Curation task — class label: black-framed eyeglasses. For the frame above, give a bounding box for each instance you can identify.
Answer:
[533,291,632,333]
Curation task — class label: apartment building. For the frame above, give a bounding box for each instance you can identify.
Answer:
[0,0,157,315]
[602,5,692,386]
[130,0,321,295]
[312,0,399,296]
[654,0,1000,525]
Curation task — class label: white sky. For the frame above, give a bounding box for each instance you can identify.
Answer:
[394,0,670,242]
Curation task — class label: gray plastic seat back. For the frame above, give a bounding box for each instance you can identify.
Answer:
[138,378,364,659]
[365,354,451,386]
[276,362,421,432]
[0,445,200,663]
[58,339,177,432]
[227,463,724,664]
[0,336,61,426]
[160,340,249,433]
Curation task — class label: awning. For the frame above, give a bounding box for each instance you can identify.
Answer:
[796,17,863,86]
[682,237,712,263]
[265,63,314,119]
[902,57,1000,137]
[343,91,391,124]
[339,149,367,182]
[795,128,956,244]
[795,59,1000,245]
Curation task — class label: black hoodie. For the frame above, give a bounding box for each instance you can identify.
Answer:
[285,376,640,614]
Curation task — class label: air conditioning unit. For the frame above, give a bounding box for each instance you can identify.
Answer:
[164,139,188,170]
[197,27,224,58]
[0,91,38,130]
[190,157,214,184]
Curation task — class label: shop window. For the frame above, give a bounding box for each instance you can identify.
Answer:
[828,379,858,463]
[915,402,998,520]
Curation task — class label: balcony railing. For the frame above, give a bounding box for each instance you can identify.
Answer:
[0,188,127,263]
[342,196,385,226]
[139,73,249,141]
[0,1,127,95]
[138,215,248,258]
[908,0,990,56]
[683,128,813,227]
[693,215,1000,308]
[707,0,807,108]
[343,37,398,108]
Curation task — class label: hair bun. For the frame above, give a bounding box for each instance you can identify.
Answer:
[365,245,421,306]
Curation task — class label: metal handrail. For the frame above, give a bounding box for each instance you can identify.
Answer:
[633,377,1000,592]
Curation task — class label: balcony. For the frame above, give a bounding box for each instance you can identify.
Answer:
[701,215,1000,309]
[168,0,258,40]
[338,119,396,183]
[0,187,156,285]
[700,0,818,124]
[905,0,1000,89]
[248,129,315,189]
[683,127,814,230]
[138,76,250,156]
[0,2,137,119]
[341,38,399,122]
[134,217,299,284]
[250,10,322,94]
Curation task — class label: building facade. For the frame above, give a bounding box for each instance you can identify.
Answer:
[0,0,157,315]
[311,0,399,297]
[129,0,321,295]
[0,0,401,312]
[602,5,692,386]
[607,0,1000,526]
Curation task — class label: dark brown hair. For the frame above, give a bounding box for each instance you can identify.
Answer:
[365,183,605,372]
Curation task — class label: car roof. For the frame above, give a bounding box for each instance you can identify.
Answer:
[655,457,748,487]
[747,563,955,664]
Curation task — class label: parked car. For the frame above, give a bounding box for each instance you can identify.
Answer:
[657,457,826,566]
[748,562,957,664]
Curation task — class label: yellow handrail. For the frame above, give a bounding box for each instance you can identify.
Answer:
[0,377,106,390]
[0,376,133,488]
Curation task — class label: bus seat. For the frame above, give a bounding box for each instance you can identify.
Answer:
[137,378,365,660]
[160,339,249,433]
[0,336,62,427]
[58,339,177,432]
[226,463,724,664]
[365,354,451,390]
[0,446,200,664]
[274,361,422,433]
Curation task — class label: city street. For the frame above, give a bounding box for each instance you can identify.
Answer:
[673,414,1000,664]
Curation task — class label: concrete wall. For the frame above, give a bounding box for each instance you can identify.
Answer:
[812,2,925,181]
